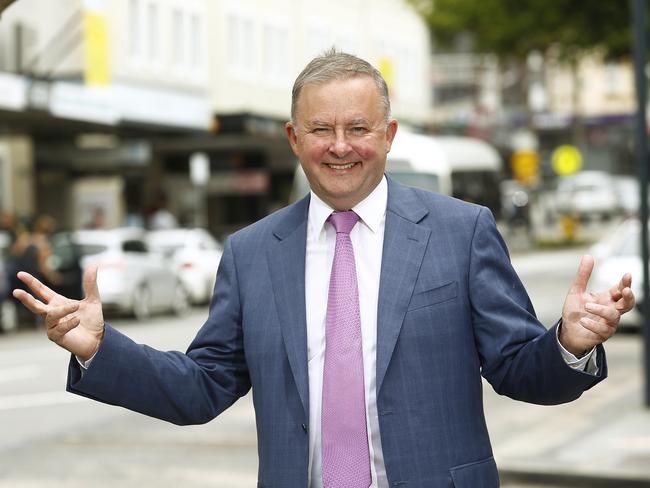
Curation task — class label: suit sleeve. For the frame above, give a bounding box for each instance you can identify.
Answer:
[468,207,606,405]
[66,237,251,425]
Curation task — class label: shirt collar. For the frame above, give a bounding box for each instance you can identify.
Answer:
[308,175,387,235]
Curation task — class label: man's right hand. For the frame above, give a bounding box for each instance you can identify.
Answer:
[13,266,105,361]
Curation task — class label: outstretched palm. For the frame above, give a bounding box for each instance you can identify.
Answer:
[13,266,105,360]
[561,255,634,356]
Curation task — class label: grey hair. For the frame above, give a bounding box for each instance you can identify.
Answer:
[291,47,391,123]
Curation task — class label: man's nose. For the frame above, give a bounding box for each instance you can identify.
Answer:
[329,129,352,158]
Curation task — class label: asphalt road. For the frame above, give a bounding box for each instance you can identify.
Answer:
[0,244,642,487]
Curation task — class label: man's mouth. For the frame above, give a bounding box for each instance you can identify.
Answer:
[326,162,358,170]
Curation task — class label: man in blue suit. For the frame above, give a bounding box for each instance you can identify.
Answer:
[14,50,635,488]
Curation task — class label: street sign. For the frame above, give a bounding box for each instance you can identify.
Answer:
[552,145,582,176]
[511,150,539,183]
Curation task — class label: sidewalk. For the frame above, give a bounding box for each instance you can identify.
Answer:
[486,331,650,487]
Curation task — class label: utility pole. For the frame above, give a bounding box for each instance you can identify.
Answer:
[631,0,650,407]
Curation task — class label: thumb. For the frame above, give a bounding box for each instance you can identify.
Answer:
[570,254,594,294]
[83,265,101,302]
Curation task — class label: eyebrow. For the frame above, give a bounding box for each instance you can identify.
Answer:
[306,118,370,127]
[348,118,370,125]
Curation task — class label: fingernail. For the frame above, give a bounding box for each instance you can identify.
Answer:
[585,302,596,311]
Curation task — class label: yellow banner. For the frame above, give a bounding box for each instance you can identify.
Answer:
[378,57,394,91]
[84,10,110,86]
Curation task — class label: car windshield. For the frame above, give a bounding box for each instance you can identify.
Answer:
[388,171,440,193]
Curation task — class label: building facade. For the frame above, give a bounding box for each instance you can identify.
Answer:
[0,0,432,236]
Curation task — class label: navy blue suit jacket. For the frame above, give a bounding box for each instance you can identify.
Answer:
[68,177,606,487]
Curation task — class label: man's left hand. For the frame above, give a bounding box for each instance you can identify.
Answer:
[560,255,635,357]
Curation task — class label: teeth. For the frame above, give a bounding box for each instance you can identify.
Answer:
[327,162,356,169]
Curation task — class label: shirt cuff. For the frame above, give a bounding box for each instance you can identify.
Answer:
[555,325,598,375]
[76,352,97,371]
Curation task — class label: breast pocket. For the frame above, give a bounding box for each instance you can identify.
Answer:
[407,280,458,312]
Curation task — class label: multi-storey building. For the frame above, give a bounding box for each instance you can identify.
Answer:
[0,0,432,235]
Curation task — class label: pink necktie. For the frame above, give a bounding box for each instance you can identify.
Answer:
[321,211,371,488]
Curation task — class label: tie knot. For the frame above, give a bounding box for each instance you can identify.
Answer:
[328,210,359,235]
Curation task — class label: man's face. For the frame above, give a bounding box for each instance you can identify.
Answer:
[286,76,398,210]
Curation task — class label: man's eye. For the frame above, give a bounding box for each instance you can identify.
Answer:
[312,128,331,135]
[350,127,368,135]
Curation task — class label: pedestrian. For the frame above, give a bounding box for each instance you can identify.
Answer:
[10,214,61,327]
[13,49,635,487]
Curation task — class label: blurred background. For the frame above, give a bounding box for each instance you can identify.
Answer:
[0,0,649,486]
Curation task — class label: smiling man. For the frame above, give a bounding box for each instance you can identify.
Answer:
[13,49,635,488]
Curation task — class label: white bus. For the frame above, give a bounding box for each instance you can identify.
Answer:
[291,131,502,213]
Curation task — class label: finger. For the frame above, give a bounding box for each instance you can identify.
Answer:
[46,302,79,328]
[584,302,619,323]
[47,316,81,343]
[617,287,636,313]
[82,265,101,302]
[570,255,594,295]
[579,316,615,340]
[609,273,632,300]
[12,289,47,315]
[16,272,56,303]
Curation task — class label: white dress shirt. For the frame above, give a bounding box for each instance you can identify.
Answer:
[306,177,389,488]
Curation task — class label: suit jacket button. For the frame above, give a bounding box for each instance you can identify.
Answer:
[301,423,308,433]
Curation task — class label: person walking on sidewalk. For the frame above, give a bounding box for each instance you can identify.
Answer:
[13,49,635,488]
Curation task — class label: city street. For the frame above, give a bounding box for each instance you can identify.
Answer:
[0,245,644,487]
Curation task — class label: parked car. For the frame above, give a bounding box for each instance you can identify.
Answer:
[146,228,223,305]
[0,230,17,332]
[590,218,643,329]
[69,228,190,319]
[555,171,620,221]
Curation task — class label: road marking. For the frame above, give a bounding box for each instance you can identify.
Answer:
[0,391,89,411]
[0,364,41,383]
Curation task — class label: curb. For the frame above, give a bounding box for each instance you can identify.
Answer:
[500,467,650,488]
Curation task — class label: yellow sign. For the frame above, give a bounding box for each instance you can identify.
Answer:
[552,145,582,176]
[84,10,110,86]
[511,150,539,183]
[378,57,394,91]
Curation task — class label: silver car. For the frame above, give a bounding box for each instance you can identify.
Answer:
[72,228,189,319]
[146,228,223,305]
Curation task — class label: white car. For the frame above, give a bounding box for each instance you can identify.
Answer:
[555,171,620,220]
[72,228,189,319]
[590,218,643,329]
[146,228,223,305]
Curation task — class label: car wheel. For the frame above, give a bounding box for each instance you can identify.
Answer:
[171,283,190,317]
[132,285,152,321]
[0,299,18,333]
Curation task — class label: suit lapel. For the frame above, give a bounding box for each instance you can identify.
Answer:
[376,178,431,393]
[267,196,310,418]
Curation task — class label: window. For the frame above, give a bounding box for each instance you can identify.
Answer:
[123,240,148,253]
[128,0,142,59]
[172,9,186,67]
[307,24,333,59]
[146,2,159,62]
[227,12,256,77]
[190,14,202,68]
[262,23,289,83]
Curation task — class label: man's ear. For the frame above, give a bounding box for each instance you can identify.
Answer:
[385,119,398,153]
[285,122,299,156]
